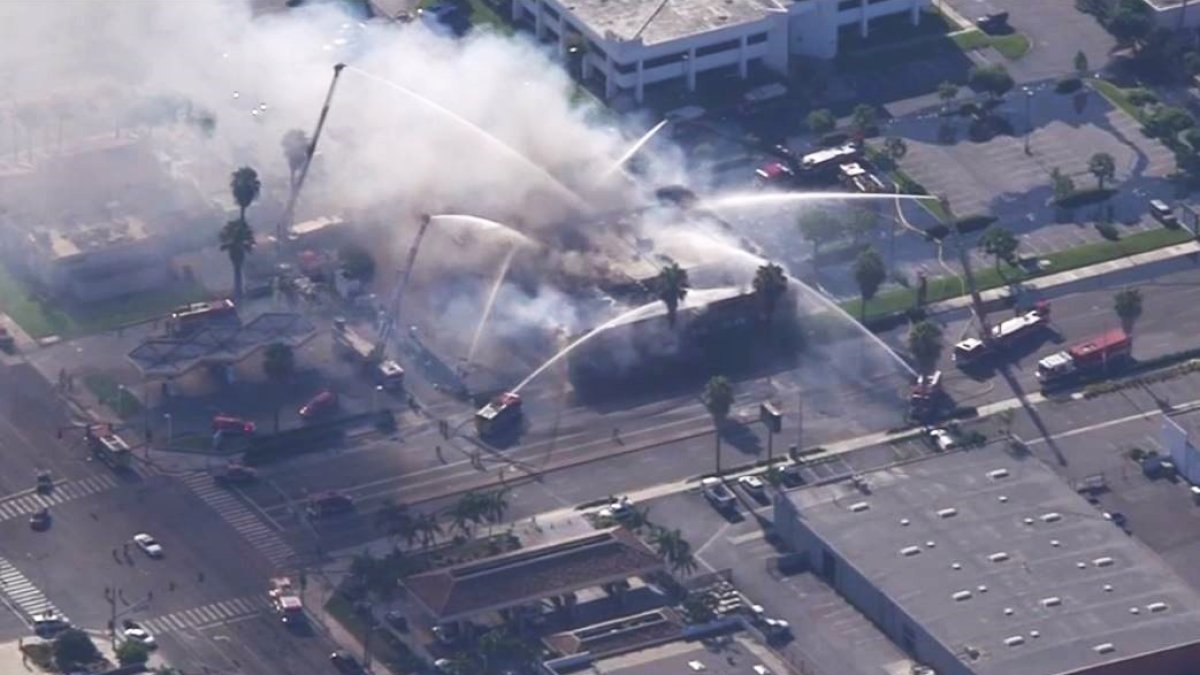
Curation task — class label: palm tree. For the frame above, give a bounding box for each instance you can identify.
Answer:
[752,263,789,323]
[703,376,734,473]
[655,262,690,327]
[853,247,886,321]
[908,320,944,375]
[1114,287,1143,334]
[374,499,414,545]
[219,218,256,304]
[412,511,443,549]
[652,528,698,576]
[281,129,310,188]
[447,491,488,539]
[230,166,261,225]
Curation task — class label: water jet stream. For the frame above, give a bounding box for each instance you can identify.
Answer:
[466,243,519,368]
[699,191,935,211]
[430,214,539,247]
[603,119,668,179]
[344,66,594,214]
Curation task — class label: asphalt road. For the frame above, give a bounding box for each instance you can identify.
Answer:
[0,360,343,675]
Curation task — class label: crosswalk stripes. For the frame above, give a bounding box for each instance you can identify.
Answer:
[0,474,119,522]
[140,595,270,634]
[180,472,297,568]
[0,556,62,620]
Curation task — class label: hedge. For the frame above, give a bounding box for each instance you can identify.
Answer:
[1053,187,1116,209]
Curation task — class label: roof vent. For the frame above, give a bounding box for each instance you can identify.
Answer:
[953,590,973,602]
[937,508,958,518]
[1076,561,1088,569]
[850,501,870,513]
[1030,630,1041,639]
[1023,518,1034,525]
[926,541,936,548]
[988,469,1010,480]
[1041,512,1063,523]
[1003,607,1014,616]
[989,552,1010,563]
[901,546,922,557]
[1093,557,1114,567]
[1041,596,1062,608]
[1148,602,1169,613]
[978,585,988,593]
[1104,584,1114,592]
[900,518,910,526]
[1130,607,1140,615]
[1004,635,1025,647]
[998,495,1009,503]
[1051,540,1061,547]
[951,562,962,570]
[1094,643,1115,654]
[688,661,707,671]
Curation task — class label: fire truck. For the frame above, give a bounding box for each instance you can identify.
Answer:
[475,392,522,437]
[87,425,132,469]
[268,577,305,625]
[953,302,1051,366]
[1036,329,1131,384]
[167,299,238,336]
[909,371,947,420]
[332,319,405,390]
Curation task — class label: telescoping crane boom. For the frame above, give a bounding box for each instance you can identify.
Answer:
[373,214,433,360]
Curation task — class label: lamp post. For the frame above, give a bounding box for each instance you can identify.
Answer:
[163,413,173,451]
[1023,86,1034,155]
[372,384,383,413]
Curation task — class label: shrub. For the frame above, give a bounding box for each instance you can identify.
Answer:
[1127,88,1159,106]
[1096,222,1120,240]
[1144,105,1194,139]
[818,131,850,147]
[955,214,998,235]
[1055,77,1083,94]
[1054,187,1116,208]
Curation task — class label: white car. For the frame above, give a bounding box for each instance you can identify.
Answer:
[738,475,766,498]
[598,496,634,520]
[122,622,156,648]
[133,533,163,558]
[928,428,957,451]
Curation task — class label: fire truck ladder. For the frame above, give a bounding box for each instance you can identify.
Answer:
[374,214,432,360]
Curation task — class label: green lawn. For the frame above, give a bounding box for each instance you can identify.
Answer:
[418,0,511,34]
[844,226,1194,319]
[950,29,1031,60]
[1089,78,1145,123]
[0,265,207,339]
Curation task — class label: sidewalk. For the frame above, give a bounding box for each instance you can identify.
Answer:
[925,239,1200,315]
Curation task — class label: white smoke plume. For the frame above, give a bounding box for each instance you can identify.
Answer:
[0,0,679,235]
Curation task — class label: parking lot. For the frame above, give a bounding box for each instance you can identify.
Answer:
[887,82,1177,275]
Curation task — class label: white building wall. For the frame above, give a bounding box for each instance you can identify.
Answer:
[1143,1,1200,30]
[1162,416,1200,484]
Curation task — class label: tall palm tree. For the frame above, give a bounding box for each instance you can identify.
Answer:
[703,376,734,473]
[651,527,698,576]
[230,166,261,225]
[752,263,789,323]
[655,262,690,327]
[907,320,944,375]
[281,129,310,188]
[1114,287,1143,334]
[447,491,488,539]
[219,218,256,304]
[481,489,509,533]
[412,512,443,549]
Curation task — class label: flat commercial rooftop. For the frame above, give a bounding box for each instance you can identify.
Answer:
[565,635,786,675]
[784,449,1200,675]
[561,0,779,46]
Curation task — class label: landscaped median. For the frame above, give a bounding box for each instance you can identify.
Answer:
[950,29,1031,60]
[843,226,1195,320]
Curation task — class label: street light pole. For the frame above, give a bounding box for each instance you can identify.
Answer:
[1023,87,1033,155]
[163,413,173,451]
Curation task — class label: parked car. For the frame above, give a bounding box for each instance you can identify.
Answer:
[598,496,635,520]
[701,477,738,512]
[35,470,53,494]
[299,390,339,420]
[1150,199,1179,226]
[330,651,366,675]
[738,475,767,500]
[122,620,156,648]
[211,415,256,435]
[32,611,70,637]
[214,463,258,486]
[928,428,958,452]
[975,11,1010,33]
[307,492,354,519]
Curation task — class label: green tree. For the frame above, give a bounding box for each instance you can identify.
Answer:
[338,242,377,284]
[481,489,510,533]
[978,225,1020,271]
[281,129,310,187]
[798,209,840,259]
[262,342,296,383]
[852,247,886,320]
[1114,287,1143,333]
[1051,167,1076,201]
[752,263,789,323]
[654,261,690,327]
[937,81,960,110]
[703,376,734,473]
[230,166,261,225]
[447,491,489,539]
[412,511,443,549]
[651,527,699,576]
[1088,152,1116,189]
[968,64,1015,100]
[1107,2,1153,50]
[682,592,718,623]
[54,629,100,671]
[1073,50,1090,77]
[908,320,944,375]
[806,108,836,134]
[219,217,256,305]
[851,104,878,135]
[847,208,879,244]
[882,136,908,162]
[116,640,151,666]
[375,499,414,545]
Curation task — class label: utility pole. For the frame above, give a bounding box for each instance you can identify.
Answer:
[942,195,992,341]
[104,586,117,648]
